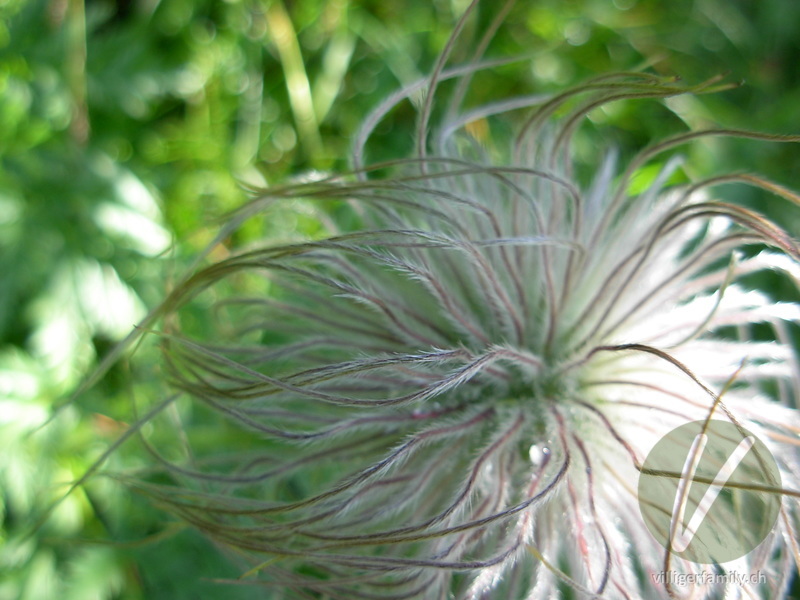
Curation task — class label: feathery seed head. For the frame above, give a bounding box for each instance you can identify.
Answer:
[129,5,800,599]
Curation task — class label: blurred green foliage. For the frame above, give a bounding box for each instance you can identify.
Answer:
[0,0,798,598]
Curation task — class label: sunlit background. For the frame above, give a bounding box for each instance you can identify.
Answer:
[1,0,798,598]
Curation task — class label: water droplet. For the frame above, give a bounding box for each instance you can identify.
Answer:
[529,443,550,467]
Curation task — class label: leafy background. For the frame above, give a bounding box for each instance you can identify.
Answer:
[1,0,798,598]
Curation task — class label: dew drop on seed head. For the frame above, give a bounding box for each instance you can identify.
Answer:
[529,443,550,467]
